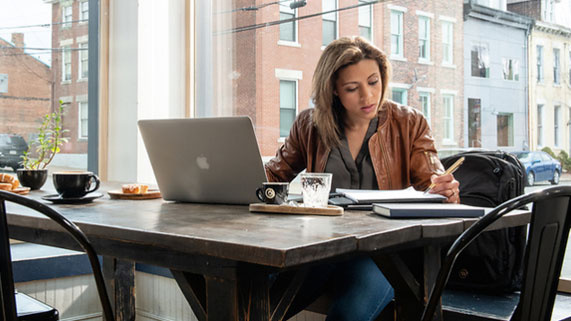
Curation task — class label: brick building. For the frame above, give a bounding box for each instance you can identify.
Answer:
[0,33,51,142]
[226,0,464,157]
[48,0,89,155]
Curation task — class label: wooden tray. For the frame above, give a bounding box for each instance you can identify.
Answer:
[249,203,343,216]
[108,189,162,200]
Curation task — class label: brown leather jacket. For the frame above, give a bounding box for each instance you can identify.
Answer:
[265,100,444,191]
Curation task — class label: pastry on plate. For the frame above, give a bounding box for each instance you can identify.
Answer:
[121,184,149,194]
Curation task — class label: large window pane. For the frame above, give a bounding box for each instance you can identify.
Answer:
[0,0,89,173]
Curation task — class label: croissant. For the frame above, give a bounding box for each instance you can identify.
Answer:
[0,173,19,190]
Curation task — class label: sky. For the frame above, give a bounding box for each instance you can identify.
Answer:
[0,0,53,65]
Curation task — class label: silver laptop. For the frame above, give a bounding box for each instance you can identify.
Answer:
[138,117,268,204]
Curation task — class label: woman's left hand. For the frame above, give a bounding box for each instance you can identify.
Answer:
[428,173,460,204]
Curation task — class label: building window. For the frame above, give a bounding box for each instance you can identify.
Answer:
[554,48,560,84]
[419,92,430,124]
[62,5,72,29]
[468,98,481,148]
[358,0,372,41]
[441,21,453,65]
[80,0,89,21]
[79,43,89,80]
[280,80,297,137]
[79,101,89,139]
[0,74,7,93]
[322,0,337,46]
[537,104,544,146]
[62,46,72,82]
[502,58,519,81]
[279,1,296,42]
[471,44,490,78]
[537,45,544,82]
[554,105,561,147]
[418,16,430,61]
[391,88,407,105]
[443,95,454,141]
[390,10,403,57]
[497,113,513,147]
[569,50,571,85]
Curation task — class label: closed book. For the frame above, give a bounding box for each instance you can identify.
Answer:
[372,202,486,218]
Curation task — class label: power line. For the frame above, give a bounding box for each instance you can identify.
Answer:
[0,46,87,51]
[0,19,89,31]
[217,0,383,35]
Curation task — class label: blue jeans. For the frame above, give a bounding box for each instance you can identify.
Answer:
[284,256,394,321]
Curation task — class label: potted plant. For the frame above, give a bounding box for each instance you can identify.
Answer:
[17,101,69,190]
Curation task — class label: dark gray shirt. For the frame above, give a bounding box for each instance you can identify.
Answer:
[325,118,379,192]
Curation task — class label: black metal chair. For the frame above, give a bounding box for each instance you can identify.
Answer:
[0,190,114,321]
[422,186,571,321]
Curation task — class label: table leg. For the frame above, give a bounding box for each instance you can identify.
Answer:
[423,245,442,321]
[374,245,443,321]
[102,257,135,321]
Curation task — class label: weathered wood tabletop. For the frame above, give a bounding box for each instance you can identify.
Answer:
[5,182,530,321]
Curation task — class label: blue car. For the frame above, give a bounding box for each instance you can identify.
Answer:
[513,151,562,186]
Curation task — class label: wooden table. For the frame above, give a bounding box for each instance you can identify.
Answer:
[5,184,530,321]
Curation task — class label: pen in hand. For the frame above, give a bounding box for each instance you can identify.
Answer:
[424,156,465,194]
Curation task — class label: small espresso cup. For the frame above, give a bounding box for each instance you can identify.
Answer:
[53,171,100,198]
[256,182,289,205]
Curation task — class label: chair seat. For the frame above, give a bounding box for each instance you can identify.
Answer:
[442,289,571,321]
[16,292,59,321]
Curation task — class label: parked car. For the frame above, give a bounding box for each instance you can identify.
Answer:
[513,151,562,186]
[0,134,28,172]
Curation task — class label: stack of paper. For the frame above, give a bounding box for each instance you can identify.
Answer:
[336,186,446,204]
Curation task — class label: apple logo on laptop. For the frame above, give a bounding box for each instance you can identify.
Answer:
[196,154,210,170]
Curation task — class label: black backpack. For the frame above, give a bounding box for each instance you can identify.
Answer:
[440,150,527,293]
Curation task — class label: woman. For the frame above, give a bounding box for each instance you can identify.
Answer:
[265,37,459,320]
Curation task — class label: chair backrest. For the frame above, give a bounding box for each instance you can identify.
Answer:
[422,186,571,321]
[0,190,114,321]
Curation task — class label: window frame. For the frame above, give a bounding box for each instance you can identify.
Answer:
[471,43,490,78]
[78,100,89,140]
[418,91,431,125]
[502,58,519,81]
[279,79,298,138]
[389,7,406,59]
[440,19,454,66]
[358,0,373,42]
[62,4,73,29]
[442,94,454,143]
[80,0,89,22]
[537,104,544,147]
[554,48,561,85]
[61,45,72,83]
[554,105,561,147]
[418,15,431,62]
[322,0,338,47]
[391,87,408,105]
[78,42,89,80]
[278,1,298,45]
[496,113,514,147]
[537,45,544,82]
